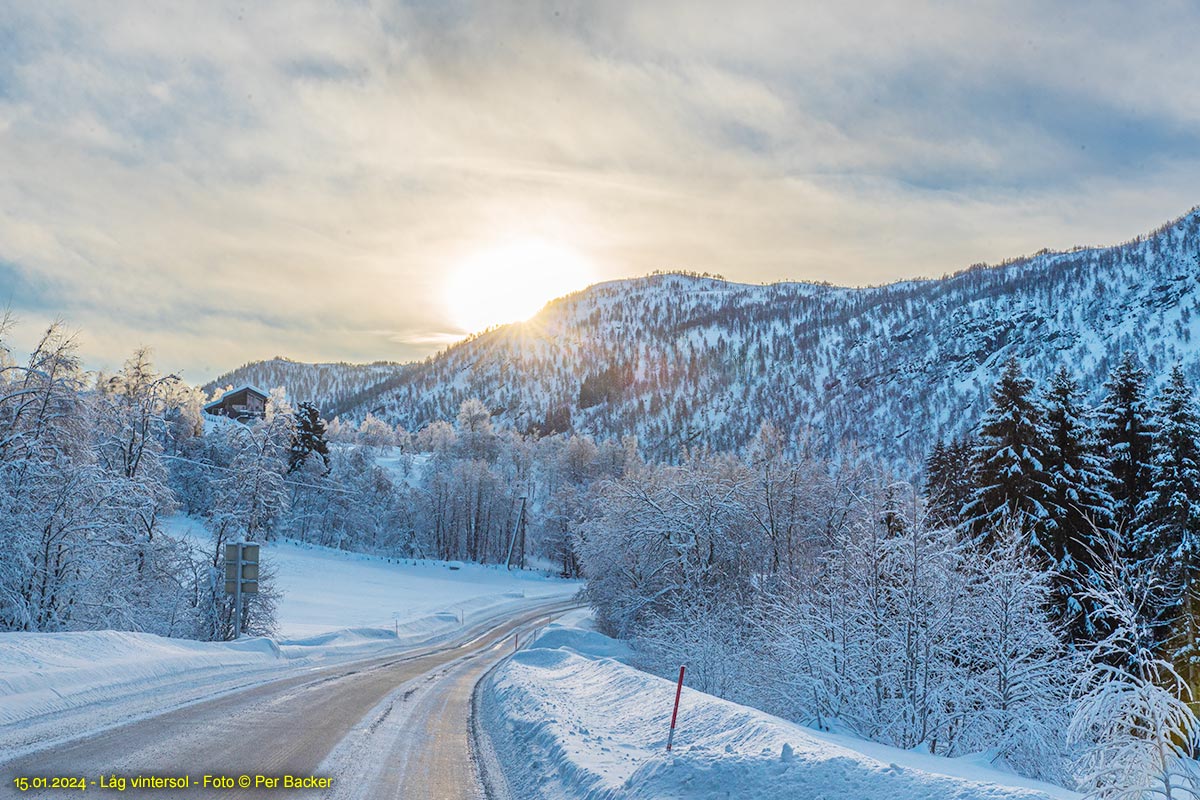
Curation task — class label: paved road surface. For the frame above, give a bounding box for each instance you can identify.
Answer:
[1,602,571,799]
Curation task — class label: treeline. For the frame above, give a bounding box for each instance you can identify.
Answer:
[287,398,636,570]
[581,353,1200,796]
[0,321,635,640]
[0,322,308,640]
[929,353,1200,675]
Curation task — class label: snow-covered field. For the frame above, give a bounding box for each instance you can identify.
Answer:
[0,519,580,754]
[167,514,579,642]
[251,534,574,640]
[480,613,1080,800]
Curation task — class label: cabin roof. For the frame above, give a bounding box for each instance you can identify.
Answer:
[203,384,269,412]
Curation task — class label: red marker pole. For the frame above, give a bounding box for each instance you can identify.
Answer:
[666,665,686,751]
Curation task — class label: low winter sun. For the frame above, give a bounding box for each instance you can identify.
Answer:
[444,238,595,333]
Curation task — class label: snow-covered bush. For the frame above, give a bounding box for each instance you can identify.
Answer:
[580,447,1082,783]
[958,521,1074,782]
[1069,532,1200,800]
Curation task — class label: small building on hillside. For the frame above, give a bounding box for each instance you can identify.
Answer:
[203,385,268,423]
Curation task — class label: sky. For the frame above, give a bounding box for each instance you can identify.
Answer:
[1,1,1198,382]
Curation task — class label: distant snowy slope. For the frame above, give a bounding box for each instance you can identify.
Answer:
[210,207,1200,469]
[355,207,1200,468]
[480,619,1079,800]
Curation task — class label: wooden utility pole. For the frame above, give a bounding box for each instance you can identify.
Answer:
[504,496,527,570]
[517,498,528,569]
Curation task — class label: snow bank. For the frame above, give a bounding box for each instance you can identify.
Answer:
[0,631,282,726]
[529,621,634,663]
[481,620,1080,800]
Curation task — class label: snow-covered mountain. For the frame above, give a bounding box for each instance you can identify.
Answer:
[223,208,1200,469]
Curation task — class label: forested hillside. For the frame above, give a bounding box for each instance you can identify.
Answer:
[281,207,1200,471]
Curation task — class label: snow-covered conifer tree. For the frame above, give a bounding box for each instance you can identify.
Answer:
[289,401,331,474]
[924,436,976,528]
[1098,352,1157,534]
[1040,366,1117,641]
[1136,365,1200,684]
[963,358,1053,548]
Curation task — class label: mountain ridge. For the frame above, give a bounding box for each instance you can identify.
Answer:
[210,207,1200,471]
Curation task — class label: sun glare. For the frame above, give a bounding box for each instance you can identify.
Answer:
[445,239,594,333]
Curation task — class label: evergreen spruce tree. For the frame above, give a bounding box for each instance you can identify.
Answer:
[963,358,1053,548]
[1098,351,1156,535]
[1136,365,1200,683]
[924,436,976,528]
[289,402,332,475]
[1039,366,1116,642]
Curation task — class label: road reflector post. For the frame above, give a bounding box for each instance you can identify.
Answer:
[666,665,686,752]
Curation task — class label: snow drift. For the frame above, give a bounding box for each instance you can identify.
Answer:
[0,631,280,726]
[480,618,1079,800]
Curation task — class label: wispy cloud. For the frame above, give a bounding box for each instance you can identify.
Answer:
[1,1,1197,379]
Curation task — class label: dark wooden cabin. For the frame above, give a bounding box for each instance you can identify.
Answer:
[203,385,268,422]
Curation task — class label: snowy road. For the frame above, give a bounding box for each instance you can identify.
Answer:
[1,601,576,799]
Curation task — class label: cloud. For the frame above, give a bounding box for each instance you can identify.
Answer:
[0,0,1197,379]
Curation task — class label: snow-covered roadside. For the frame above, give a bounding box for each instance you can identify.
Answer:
[0,631,282,728]
[479,614,1081,800]
[0,594,567,732]
[0,522,580,757]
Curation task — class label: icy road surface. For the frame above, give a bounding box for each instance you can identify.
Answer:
[0,600,575,800]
